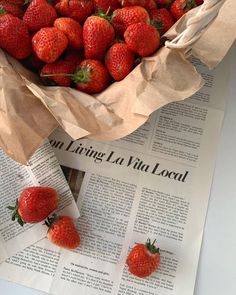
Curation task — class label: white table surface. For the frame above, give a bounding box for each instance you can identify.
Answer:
[1,44,236,295]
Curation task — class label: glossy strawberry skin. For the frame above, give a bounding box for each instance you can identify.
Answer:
[112,6,150,35]
[105,43,134,81]
[170,0,196,20]
[124,22,160,57]
[23,0,57,32]
[0,12,31,59]
[41,60,76,86]
[94,0,119,13]
[0,1,24,18]
[119,0,156,10]
[150,8,174,34]
[64,50,84,66]
[83,15,115,60]
[74,59,110,94]
[18,187,59,223]
[47,216,80,249]
[32,27,68,63]
[54,17,83,50]
[55,0,94,24]
[126,243,160,278]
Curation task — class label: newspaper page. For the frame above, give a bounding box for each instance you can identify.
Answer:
[0,44,234,294]
[0,141,80,263]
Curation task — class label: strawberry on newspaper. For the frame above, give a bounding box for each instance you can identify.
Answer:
[126,239,161,278]
[0,7,31,59]
[7,187,59,226]
[150,8,174,34]
[83,9,115,60]
[55,0,94,24]
[54,17,83,50]
[124,21,160,56]
[112,6,150,35]
[105,42,135,81]
[32,27,68,63]
[23,0,57,32]
[46,214,80,249]
[170,0,197,20]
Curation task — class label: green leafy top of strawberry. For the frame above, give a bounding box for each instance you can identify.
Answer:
[7,200,25,226]
[181,0,197,9]
[95,7,112,23]
[150,19,163,31]
[146,239,160,254]
[71,66,92,84]
[0,6,7,16]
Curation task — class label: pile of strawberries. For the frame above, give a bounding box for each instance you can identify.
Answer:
[0,0,203,94]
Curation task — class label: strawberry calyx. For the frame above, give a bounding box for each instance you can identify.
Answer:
[7,199,25,226]
[0,6,7,16]
[95,7,112,23]
[150,19,163,31]
[146,238,160,254]
[181,0,197,10]
[72,66,92,84]
[44,213,60,228]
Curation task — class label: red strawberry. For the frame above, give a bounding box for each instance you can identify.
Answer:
[0,8,31,59]
[155,0,174,8]
[196,0,203,5]
[170,0,197,20]
[54,17,83,50]
[32,27,68,63]
[55,0,94,24]
[0,1,24,18]
[112,6,150,35]
[7,187,59,226]
[46,215,80,249]
[83,13,115,60]
[64,50,84,66]
[105,43,134,81]
[40,60,77,86]
[126,239,161,278]
[73,59,110,94]
[94,0,119,13]
[23,0,57,32]
[118,0,156,10]
[124,22,160,56]
[150,8,174,34]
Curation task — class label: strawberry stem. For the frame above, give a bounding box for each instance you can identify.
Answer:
[95,7,112,23]
[44,213,59,228]
[146,238,160,254]
[7,199,25,226]
[72,67,91,84]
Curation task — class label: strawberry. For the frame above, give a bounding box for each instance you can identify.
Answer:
[105,43,134,81]
[170,0,197,20]
[83,13,115,60]
[94,0,119,14]
[196,0,203,5]
[55,0,94,24]
[8,0,25,4]
[7,187,59,226]
[40,60,77,86]
[32,27,68,63]
[126,239,160,278]
[64,50,84,66]
[124,22,160,56]
[46,215,80,249]
[155,0,174,8]
[118,0,156,10]
[112,6,150,35]
[23,0,57,32]
[73,59,110,93]
[150,8,174,34]
[0,8,31,59]
[54,17,83,50]
[0,1,24,18]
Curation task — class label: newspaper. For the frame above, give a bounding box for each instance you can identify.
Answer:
[0,45,234,294]
[0,141,80,263]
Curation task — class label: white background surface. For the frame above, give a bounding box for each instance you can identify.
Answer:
[0,44,235,295]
